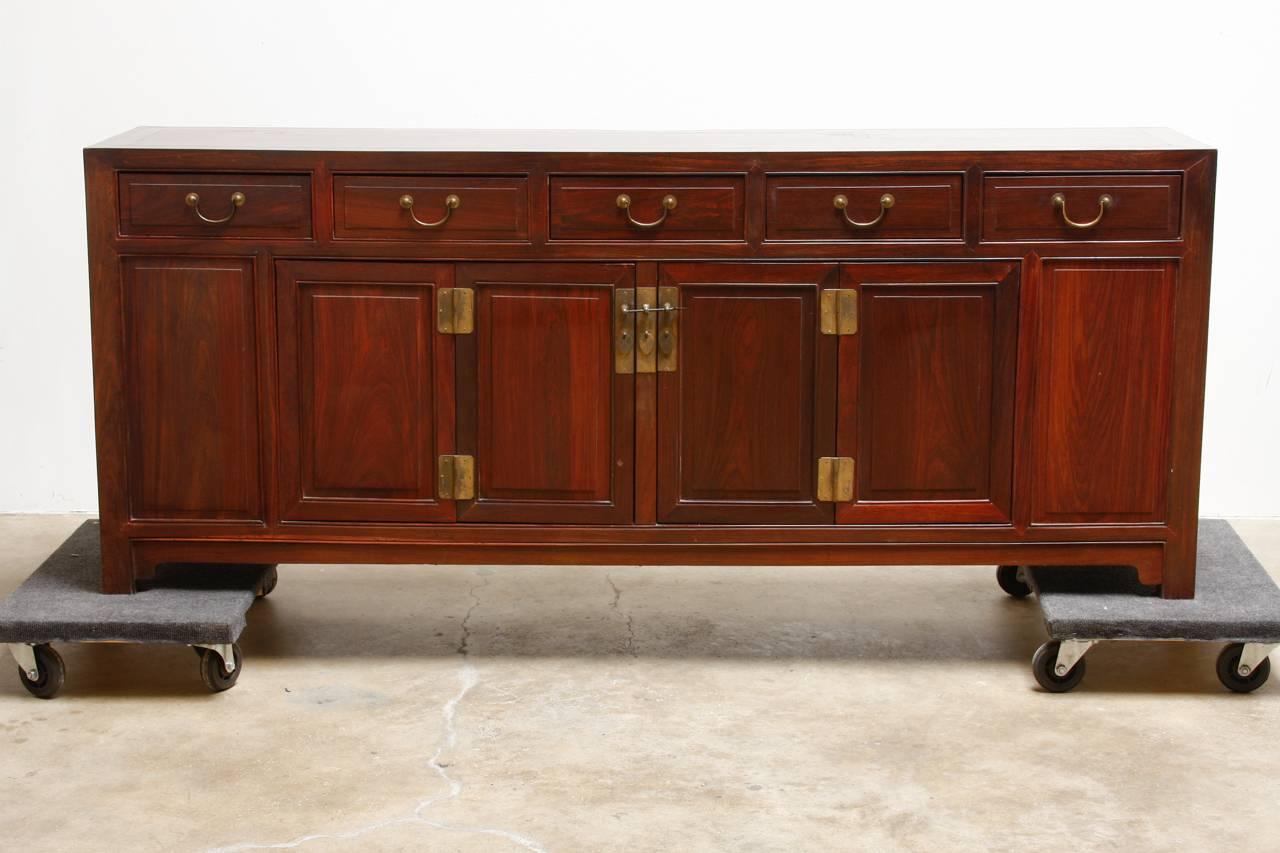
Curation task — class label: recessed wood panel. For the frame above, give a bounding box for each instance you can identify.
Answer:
[276,261,454,523]
[333,175,529,241]
[456,263,634,523]
[1032,261,1177,523]
[123,258,260,520]
[118,172,312,239]
[766,173,964,241]
[837,263,1017,524]
[657,263,838,524]
[982,173,1182,242]
[549,175,746,241]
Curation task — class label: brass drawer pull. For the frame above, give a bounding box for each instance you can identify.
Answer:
[400,193,461,228]
[616,193,677,229]
[833,193,894,228]
[185,191,245,224]
[1051,192,1113,229]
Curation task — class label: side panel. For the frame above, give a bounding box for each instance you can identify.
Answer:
[276,261,455,522]
[1031,260,1177,524]
[456,263,635,523]
[657,263,838,524]
[122,257,261,520]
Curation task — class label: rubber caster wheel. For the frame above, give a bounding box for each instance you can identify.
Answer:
[1216,643,1271,693]
[256,565,278,599]
[198,643,242,693]
[1032,641,1086,693]
[997,565,1032,599]
[18,645,65,700]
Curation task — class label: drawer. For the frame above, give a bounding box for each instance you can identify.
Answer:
[982,173,1182,242]
[549,175,745,241]
[766,173,963,241]
[333,175,529,241]
[118,172,312,239]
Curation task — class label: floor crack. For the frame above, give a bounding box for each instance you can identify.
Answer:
[606,572,637,658]
[204,571,546,853]
[457,576,488,656]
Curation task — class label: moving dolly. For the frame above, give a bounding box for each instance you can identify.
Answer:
[998,519,1280,693]
[4,520,1277,698]
[0,521,274,698]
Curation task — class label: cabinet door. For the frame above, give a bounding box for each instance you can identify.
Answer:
[276,261,455,523]
[836,262,1017,524]
[1031,261,1176,524]
[455,263,634,523]
[123,257,261,520]
[657,263,839,524]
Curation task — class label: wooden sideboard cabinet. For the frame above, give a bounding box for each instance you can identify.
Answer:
[83,128,1216,598]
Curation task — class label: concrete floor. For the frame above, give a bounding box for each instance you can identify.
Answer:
[0,516,1278,852]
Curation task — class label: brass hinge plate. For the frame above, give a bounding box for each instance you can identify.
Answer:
[820,289,858,336]
[657,285,678,373]
[817,456,854,502]
[438,454,475,500]
[437,288,475,334]
[614,288,635,374]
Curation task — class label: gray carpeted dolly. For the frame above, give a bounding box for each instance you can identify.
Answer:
[0,521,275,699]
[997,519,1280,693]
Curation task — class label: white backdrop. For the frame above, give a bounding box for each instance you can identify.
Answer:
[2,0,1277,516]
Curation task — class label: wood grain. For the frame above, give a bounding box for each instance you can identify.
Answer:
[122,257,260,520]
[276,260,455,523]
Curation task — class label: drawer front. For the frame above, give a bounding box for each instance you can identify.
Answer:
[118,173,312,239]
[767,174,964,241]
[982,173,1182,242]
[549,175,746,241]
[334,175,529,241]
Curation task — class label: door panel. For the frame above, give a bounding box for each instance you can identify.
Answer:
[123,257,261,520]
[657,263,838,524]
[276,261,455,522]
[456,263,634,523]
[1032,261,1176,523]
[837,262,1017,524]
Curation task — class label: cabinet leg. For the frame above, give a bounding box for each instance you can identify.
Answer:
[99,532,136,594]
[1159,533,1196,599]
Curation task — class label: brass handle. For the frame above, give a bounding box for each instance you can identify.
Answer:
[833,193,894,228]
[1051,192,1113,229]
[185,191,245,224]
[617,193,677,229]
[400,193,461,228]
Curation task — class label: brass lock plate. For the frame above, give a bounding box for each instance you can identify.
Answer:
[614,288,636,374]
[657,285,678,373]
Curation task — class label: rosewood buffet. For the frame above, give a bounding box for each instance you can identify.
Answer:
[83,128,1216,598]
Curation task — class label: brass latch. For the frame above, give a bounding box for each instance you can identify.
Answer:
[816,456,854,502]
[619,286,679,374]
[820,289,858,335]
[437,288,475,334]
[437,454,475,500]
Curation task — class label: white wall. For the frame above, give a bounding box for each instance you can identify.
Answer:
[2,0,1277,515]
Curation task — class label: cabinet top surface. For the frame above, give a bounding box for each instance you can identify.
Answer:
[90,126,1209,153]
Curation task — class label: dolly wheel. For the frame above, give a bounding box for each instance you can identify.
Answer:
[199,643,243,693]
[256,565,279,599]
[1216,644,1271,694]
[18,645,65,700]
[997,565,1032,599]
[1032,641,1086,693]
